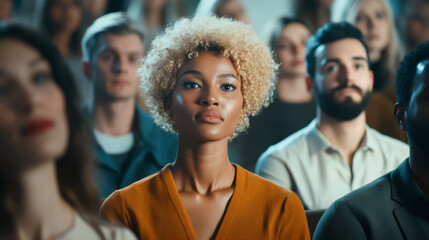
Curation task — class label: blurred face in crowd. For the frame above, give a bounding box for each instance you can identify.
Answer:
[88,33,144,101]
[145,0,166,11]
[313,38,373,121]
[0,0,12,20]
[404,60,429,156]
[405,1,429,51]
[50,0,82,33]
[276,22,311,77]
[217,0,249,24]
[354,0,390,57]
[82,0,106,17]
[0,39,68,169]
[172,51,243,142]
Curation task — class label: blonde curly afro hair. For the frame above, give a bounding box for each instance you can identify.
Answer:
[139,15,277,137]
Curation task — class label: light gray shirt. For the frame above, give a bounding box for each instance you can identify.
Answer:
[255,120,409,210]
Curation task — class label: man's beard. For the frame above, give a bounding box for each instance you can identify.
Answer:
[316,84,371,121]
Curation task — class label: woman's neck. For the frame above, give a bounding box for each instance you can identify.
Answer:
[145,10,163,29]
[53,32,73,57]
[15,162,74,240]
[171,137,235,195]
[369,49,382,63]
[276,74,313,103]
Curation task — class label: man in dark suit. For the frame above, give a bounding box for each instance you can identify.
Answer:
[313,41,429,239]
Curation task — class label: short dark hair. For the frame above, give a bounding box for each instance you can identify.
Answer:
[81,12,144,61]
[270,16,313,51]
[306,21,370,79]
[395,41,429,108]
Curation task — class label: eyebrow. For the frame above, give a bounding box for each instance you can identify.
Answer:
[28,57,45,67]
[321,57,368,66]
[179,70,238,80]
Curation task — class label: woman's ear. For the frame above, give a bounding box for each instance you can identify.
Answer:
[394,103,406,131]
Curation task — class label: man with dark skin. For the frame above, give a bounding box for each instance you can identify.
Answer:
[313,41,429,239]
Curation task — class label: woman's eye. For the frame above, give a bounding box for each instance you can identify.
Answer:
[33,72,52,84]
[221,84,236,91]
[376,12,384,19]
[183,81,200,89]
[356,15,363,22]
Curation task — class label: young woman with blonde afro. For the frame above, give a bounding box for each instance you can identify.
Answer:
[100,15,310,240]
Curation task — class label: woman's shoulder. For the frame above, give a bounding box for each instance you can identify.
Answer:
[98,223,137,240]
[61,213,137,240]
[113,164,171,198]
[235,164,293,199]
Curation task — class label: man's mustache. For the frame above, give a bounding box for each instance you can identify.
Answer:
[331,84,363,95]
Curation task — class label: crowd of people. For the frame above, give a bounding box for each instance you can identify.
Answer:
[1,0,429,239]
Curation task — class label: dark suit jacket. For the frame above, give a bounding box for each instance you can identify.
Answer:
[313,158,429,240]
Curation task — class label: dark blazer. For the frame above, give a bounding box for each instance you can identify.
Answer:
[90,105,178,199]
[313,158,429,240]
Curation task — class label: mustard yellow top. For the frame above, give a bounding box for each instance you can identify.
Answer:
[100,164,310,239]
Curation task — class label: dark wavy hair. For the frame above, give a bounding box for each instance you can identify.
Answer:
[0,22,103,239]
[35,0,83,55]
[395,41,429,108]
[306,21,370,79]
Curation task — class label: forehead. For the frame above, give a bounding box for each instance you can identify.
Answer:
[280,23,310,38]
[314,38,367,62]
[360,0,385,12]
[0,39,40,69]
[179,51,237,75]
[96,32,143,54]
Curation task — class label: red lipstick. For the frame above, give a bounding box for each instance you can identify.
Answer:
[21,119,54,135]
[195,110,223,124]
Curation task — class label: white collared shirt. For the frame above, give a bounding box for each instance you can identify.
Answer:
[255,120,409,210]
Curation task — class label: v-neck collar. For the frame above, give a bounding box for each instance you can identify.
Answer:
[159,163,244,240]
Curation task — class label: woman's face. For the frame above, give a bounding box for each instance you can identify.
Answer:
[276,22,310,76]
[217,0,249,24]
[354,0,390,54]
[0,39,68,169]
[49,0,82,33]
[171,51,243,142]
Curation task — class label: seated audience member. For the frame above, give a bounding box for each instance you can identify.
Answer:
[256,22,408,210]
[100,16,310,240]
[194,0,249,24]
[331,0,407,142]
[82,0,108,29]
[0,23,136,239]
[126,0,180,51]
[231,17,316,171]
[0,0,12,20]
[394,0,429,52]
[293,0,333,31]
[35,0,90,107]
[81,12,177,199]
[313,40,429,240]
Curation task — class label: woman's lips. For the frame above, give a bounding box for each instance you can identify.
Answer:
[195,110,223,124]
[21,118,54,135]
